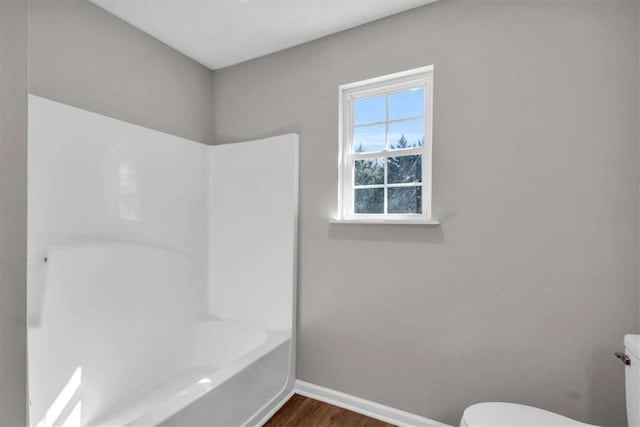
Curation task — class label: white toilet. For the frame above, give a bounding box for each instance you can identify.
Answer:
[460,334,640,427]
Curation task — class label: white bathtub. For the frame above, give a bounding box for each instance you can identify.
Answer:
[95,320,291,426]
[28,245,294,427]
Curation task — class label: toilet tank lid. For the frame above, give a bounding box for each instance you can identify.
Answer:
[461,403,596,426]
[625,334,640,359]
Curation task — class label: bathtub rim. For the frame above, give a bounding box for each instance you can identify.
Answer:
[93,325,292,427]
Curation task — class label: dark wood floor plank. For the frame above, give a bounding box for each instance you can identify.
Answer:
[264,395,396,427]
[266,394,308,427]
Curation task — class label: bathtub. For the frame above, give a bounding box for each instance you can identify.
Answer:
[94,320,292,426]
[28,244,295,427]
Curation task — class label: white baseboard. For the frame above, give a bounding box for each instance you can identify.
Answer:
[294,380,451,427]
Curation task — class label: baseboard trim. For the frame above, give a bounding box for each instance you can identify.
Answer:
[294,380,450,427]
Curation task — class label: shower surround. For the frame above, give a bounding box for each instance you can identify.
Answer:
[27,95,298,426]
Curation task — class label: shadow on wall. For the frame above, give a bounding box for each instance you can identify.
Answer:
[327,216,454,244]
[328,223,445,244]
[587,347,627,427]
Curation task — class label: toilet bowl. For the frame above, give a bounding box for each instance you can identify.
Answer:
[460,402,596,427]
[460,334,640,427]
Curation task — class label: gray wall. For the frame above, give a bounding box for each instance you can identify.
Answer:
[29,0,215,143]
[0,0,28,425]
[211,1,640,425]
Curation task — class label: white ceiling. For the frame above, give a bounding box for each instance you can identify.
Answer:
[90,0,438,70]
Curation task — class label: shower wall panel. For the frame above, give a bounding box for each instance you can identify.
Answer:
[28,95,207,425]
[207,135,299,332]
[28,96,298,426]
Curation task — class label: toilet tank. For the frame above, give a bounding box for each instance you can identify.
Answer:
[624,335,640,427]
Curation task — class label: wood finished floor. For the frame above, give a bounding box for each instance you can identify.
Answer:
[264,394,396,427]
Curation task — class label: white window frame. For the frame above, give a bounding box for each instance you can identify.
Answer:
[335,65,437,225]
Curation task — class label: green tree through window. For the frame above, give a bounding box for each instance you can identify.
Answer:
[354,135,423,214]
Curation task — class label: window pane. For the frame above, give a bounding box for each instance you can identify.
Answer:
[388,119,424,149]
[388,154,422,184]
[388,186,422,214]
[354,95,386,125]
[353,124,386,152]
[389,89,424,121]
[354,188,384,214]
[354,158,384,186]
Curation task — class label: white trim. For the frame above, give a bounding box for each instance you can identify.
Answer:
[294,380,451,427]
[330,218,440,225]
[339,65,434,91]
[424,67,434,220]
[337,66,435,222]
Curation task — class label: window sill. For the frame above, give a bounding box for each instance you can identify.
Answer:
[330,218,441,225]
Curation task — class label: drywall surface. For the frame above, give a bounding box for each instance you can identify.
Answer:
[28,0,214,143]
[211,0,640,425]
[0,0,28,424]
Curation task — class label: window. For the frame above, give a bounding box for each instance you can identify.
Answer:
[336,66,436,224]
